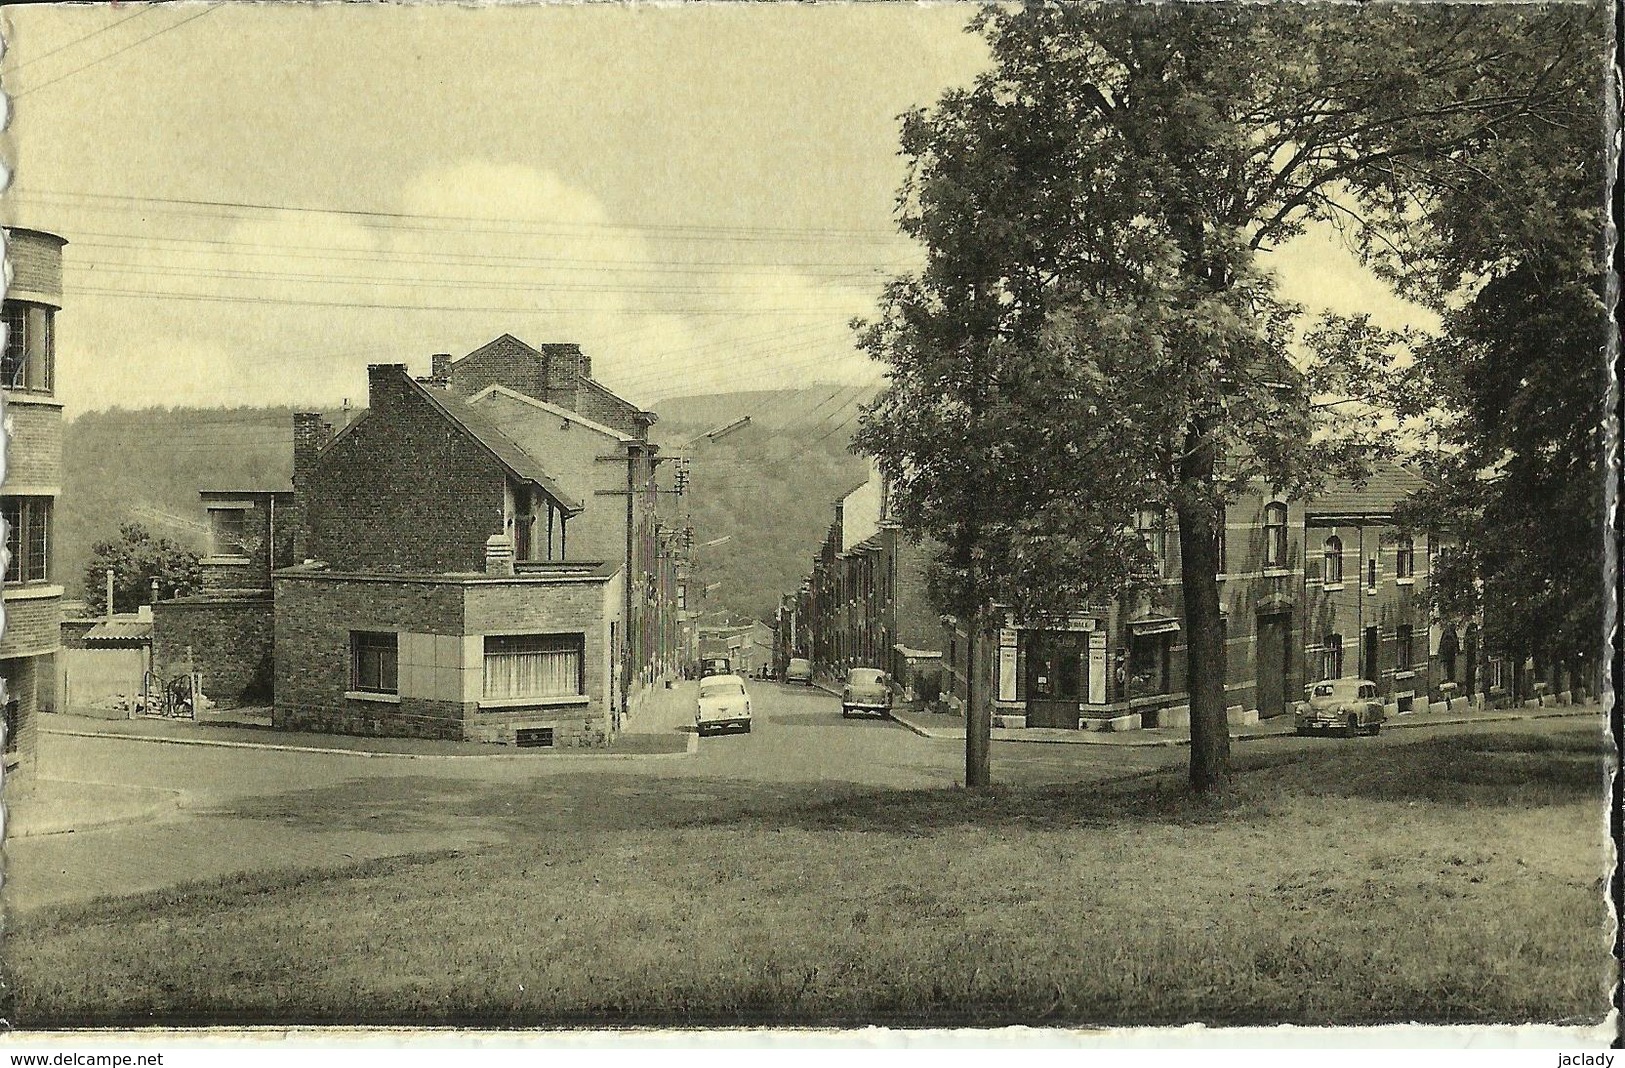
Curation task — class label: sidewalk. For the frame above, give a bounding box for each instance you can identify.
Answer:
[622,678,699,736]
[888,701,1601,746]
[41,710,692,759]
[7,776,187,838]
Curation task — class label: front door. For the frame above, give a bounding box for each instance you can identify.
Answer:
[1024,630,1085,728]
[1363,626,1379,685]
[1256,613,1290,718]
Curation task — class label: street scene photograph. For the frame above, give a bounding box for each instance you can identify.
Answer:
[0,0,1617,1041]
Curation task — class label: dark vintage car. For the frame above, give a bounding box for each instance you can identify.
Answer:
[1296,678,1385,736]
[784,658,814,686]
[841,667,893,718]
[698,657,732,679]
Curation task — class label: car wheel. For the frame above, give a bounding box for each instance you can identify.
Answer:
[1369,721,1382,736]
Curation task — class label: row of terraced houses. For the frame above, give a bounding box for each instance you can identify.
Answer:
[777,458,1555,733]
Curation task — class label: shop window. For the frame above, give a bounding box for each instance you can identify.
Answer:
[350,631,399,695]
[1264,503,1288,569]
[1323,535,1344,585]
[3,497,52,584]
[1128,632,1173,698]
[484,633,585,700]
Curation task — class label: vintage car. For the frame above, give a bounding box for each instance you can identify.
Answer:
[695,673,752,736]
[784,658,814,686]
[1296,678,1385,736]
[840,667,893,718]
[698,656,733,679]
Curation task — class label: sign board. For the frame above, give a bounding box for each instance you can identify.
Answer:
[1087,631,1108,705]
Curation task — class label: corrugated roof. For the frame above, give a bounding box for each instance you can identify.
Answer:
[410,378,585,515]
[83,619,153,642]
[1308,460,1432,517]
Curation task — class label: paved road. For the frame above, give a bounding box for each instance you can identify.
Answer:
[6,682,1602,914]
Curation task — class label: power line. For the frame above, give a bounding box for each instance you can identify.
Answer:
[12,5,219,99]
[68,285,849,315]
[24,187,919,243]
[5,7,150,74]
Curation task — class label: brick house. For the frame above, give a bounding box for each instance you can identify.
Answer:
[940,484,1307,730]
[801,462,943,699]
[1303,460,1479,714]
[151,487,294,708]
[271,363,632,745]
[2,227,69,786]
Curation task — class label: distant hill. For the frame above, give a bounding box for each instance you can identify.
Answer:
[55,386,878,619]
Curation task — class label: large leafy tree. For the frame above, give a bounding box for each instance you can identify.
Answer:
[855,3,1602,791]
[83,522,202,616]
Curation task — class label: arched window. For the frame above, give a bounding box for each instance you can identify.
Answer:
[1264,503,1288,569]
[1323,535,1344,584]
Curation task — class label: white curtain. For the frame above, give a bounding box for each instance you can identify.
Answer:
[484,648,579,699]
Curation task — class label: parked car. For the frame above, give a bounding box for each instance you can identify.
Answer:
[695,673,752,736]
[841,667,893,718]
[698,656,732,679]
[1296,678,1384,736]
[784,658,814,686]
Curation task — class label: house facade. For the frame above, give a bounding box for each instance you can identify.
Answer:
[1303,461,1477,713]
[271,363,632,745]
[1,227,69,785]
[798,463,943,697]
[940,487,1307,730]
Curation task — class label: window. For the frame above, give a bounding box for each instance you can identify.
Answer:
[350,632,398,695]
[1396,625,1414,671]
[483,633,584,700]
[209,508,248,558]
[0,661,18,754]
[3,497,51,584]
[1396,537,1416,579]
[1321,634,1344,681]
[1136,509,1167,575]
[1214,517,1227,575]
[1,302,54,394]
[1128,632,1173,697]
[1323,535,1344,585]
[1367,556,1378,591]
[1264,503,1288,569]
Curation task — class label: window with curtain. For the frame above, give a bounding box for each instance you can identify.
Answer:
[483,633,584,700]
[1323,535,1344,584]
[1264,503,1288,568]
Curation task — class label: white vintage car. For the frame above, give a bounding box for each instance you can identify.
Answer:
[1296,679,1385,736]
[695,674,752,737]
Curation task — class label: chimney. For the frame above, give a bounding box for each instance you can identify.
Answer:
[485,534,516,576]
[368,363,411,412]
[431,352,453,382]
[292,412,330,563]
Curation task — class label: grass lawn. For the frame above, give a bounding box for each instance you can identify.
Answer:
[4,725,1613,1028]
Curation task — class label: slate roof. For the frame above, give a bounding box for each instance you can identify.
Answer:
[1307,459,1432,517]
[409,377,585,515]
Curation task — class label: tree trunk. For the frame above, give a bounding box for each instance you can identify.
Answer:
[965,610,991,789]
[1176,428,1230,795]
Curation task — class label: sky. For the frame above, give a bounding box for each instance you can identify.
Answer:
[1,2,1434,418]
